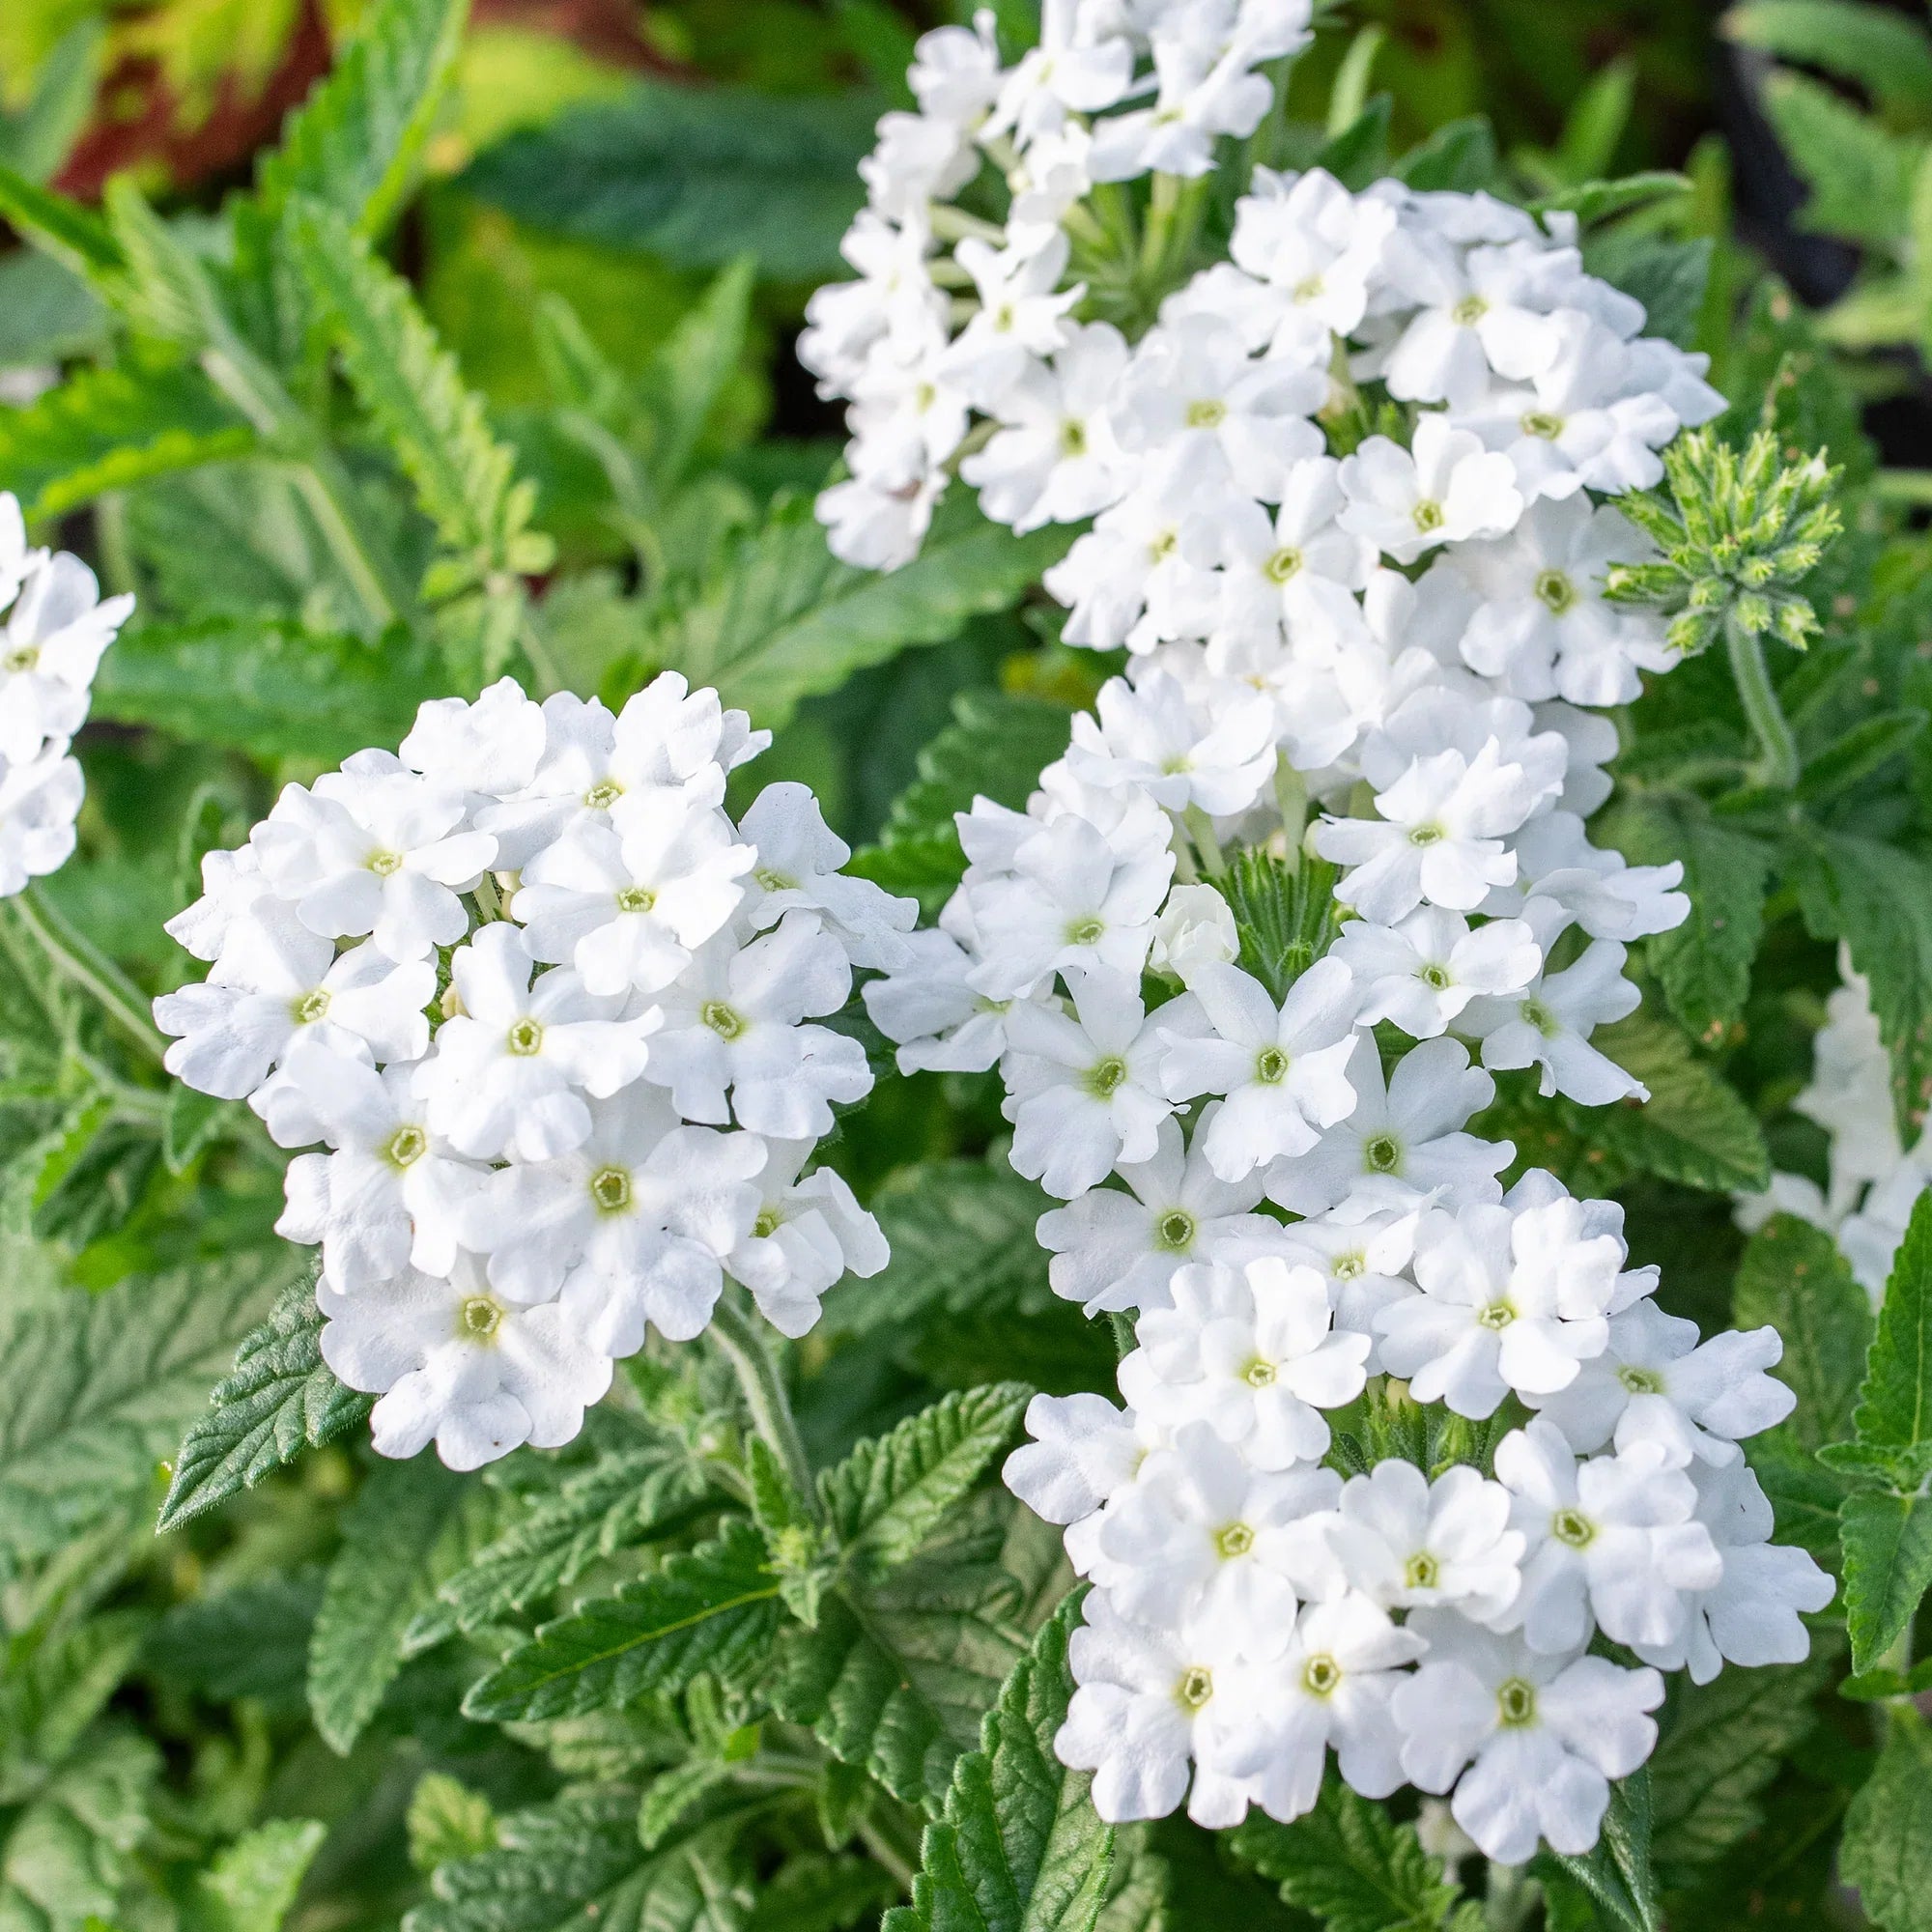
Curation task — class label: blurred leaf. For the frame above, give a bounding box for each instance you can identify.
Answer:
[1732,1214,1872,1451]
[1761,69,1924,246]
[1538,1771,1660,1932]
[185,1818,327,1932]
[1583,232,1713,348]
[1727,1,1932,122]
[1839,1710,1932,1932]
[0,248,104,369]
[144,1572,323,1709]
[408,1773,498,1875]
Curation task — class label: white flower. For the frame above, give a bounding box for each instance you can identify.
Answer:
[1459,937,1645,1105]
[1037,1112,1278,1314]
[1196,458,1377,647]
[1313,743,1535,923]
[816,468,948,572]
[647,914,871,1139]
[1272,1202,1421,1367]
[0,553,130,760]
[1150,882,1239,984]
[1004,1388,1153,1530]
[1098,1422,1339,1637]
[908,13,1003,126]
[1631,1458,1834,1684]
[0,739,84,897]
[470,1086,763,1351]
[986,0,1135,149]
[318,1253,612,1470]
[1334,907,1541,1039]
[1157,957,1359,1179]
[1321,1461,1523,1622]
[725,1137,889,1338]
[1337,417,1523,565]
[1228,167,1397,362]
[1373,239,1575,409]
[1494,1419,1722,1652]
[1134,1253,1372,1467]
[251,768,496,962]
[1065,668,1277,819]
[155,907,433,1101]
[1268,1036,1507,1218]
[273,1051,487,1291]
[1795,968,1901,1199]
[1002,966,1172,1198]
[515,793,754,996]
[1376,1195,1621,1419]
[165,844,271,962]
[1215,1592,1427,1821]
[1501,812,1688,943]
[1525,1299,1795,1467]
[863,910,1009,1075]
[416,923,659,1163]
[399,677,546,802]
[945,233,1083,407]
[962,323,1135,533]
[1393,1611,1663,1864]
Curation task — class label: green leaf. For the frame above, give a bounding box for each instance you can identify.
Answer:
[1732,1214,1873,1450]
[0,248,106,369]
[1761,69,1925,247]
[1566,1011,1770,1193]
[1609,798,1769,1040]
[1540,1770,1660,1932]
[0,1729,158,1929]
[748,1856,897,1932]
[1582,232,1712,348]
[0,161,122,285]
[1799,709,1927,802]
[461,1518,783,1723]
[775,1510,1027,1810]
[640,256,757,494]
[1647,1646,1838,1885]
[157,1280,372,1534]
[1231,1772,1477,1931]
[0,360,254,523]
[0,1253,298,1566]
[1534,172,1690,225]
[1843,1189,1932,1482]
[1391,118,1500,195]
[408,1774,498,1875]
[460,80,882,281]
[1747,1426,1855,1572]
[641,493,1074,730]
[144,1572,323,1709]
[825,1160,1053,1341]
[1838,1489,1932,1673]
[292,198,552,596]
[1728,1,1932,121]
[1839,1709,1932,1932]
[406,1786,755,1932]
[308,1454,498,1754]
[94,614,446,766]
[0,1612,149,1799]
[823,1384,1033,1580]
[885,1593,1112,1932]
[185,1819,327,1932]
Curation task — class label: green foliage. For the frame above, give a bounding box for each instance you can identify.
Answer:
[1727,1,1932,119]
[1230,1776,1482,1930]
[885,1594,1113,1932]
[1839,1711,1932,1932]
[1760,70,1922,248]
[1732,1214,1873,1449]
[156,1280,371,1533]
[185,1819,327,1932]
[1537,1772,1661,1932]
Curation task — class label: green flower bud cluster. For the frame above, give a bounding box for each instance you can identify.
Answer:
[1606,428,1842,657]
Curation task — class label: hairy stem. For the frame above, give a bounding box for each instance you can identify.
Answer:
[1723,611,1801,791]
[13,886,167,1066]
[711,1296,820,1520]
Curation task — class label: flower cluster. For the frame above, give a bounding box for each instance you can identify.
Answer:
[837,9,1831,1865]
[0,491,134,897]
[156,675,908,1468]
[1738,952,1922,1297]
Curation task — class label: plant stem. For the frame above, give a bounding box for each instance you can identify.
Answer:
[13,887,167,1066]
[287,455,407,632]
[1723,611,1801,790]
[710,1296,820,1521]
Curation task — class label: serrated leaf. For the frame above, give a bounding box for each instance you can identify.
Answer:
[1762,68,1925,247]
[775,1510,1026,1811]
[185,1819,327,1932]
[885,1593,1112,1932]
[292,198,551,597]
[406,1785,755,1932]
[94,615,446,766]
[0,1728,158,1928]
[408,1773,498,1875]
[144,1571,323,1709]
[641,494,1073,731]
[1845,1189,1932,1476]
[1728,0,1932,118]
[1838,1489,1932,1674]
[1840,1709,1932,1932]
[461,1518,782,1723]
[1535,172,1690,225]
[0,359,253,523]
[460,80,881,281]
[1648,1645,1838,1885]
[1568,1012,1770,1193]
[1231,1772,1475,1931]
[308,1455,498,1754]
[1609,799,1769,1040]
[0,1612,149,1800]
[157,1280,371,1534]
[1539,1771,1660,1932]
[1732,1213,1873,1450]
[1582,232,1712,348]
[0,1253,297,1565]
[0,161,123,285]
[823,1384,1032,1580]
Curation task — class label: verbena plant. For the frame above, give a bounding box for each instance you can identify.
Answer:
[1,4,1930,1930]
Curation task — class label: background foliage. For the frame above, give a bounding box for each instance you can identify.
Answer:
[6,1,1932,1928]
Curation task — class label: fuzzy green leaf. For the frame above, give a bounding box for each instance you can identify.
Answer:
[94,616,446,767]
[747,1856,898,1932]
[461,1518,783,1723]
[0,1728,158,1929]
[1,1253,298,1565]
[1730,1,1932,121]
[1838,1489,1932,1674]
[459,80,881,281]
[157,1280,371,1533]
[823,1383,1033,1580]
[1732,1213,1873,1451]
[1761,69,1924,247]
[185,1819,327,1932]
[641,494,1073,730]
[308,1454,499,1754]
[1839,1709,1932,1932]
[408,1773,499,1875]
[405,1786,755,1932]
[885,1594,1113,1932]
[1231,1774,1477,1931]
[1841,1189,1932,1485]
[1539,1771,1660,1932]
[1747,1426,1855,1572]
